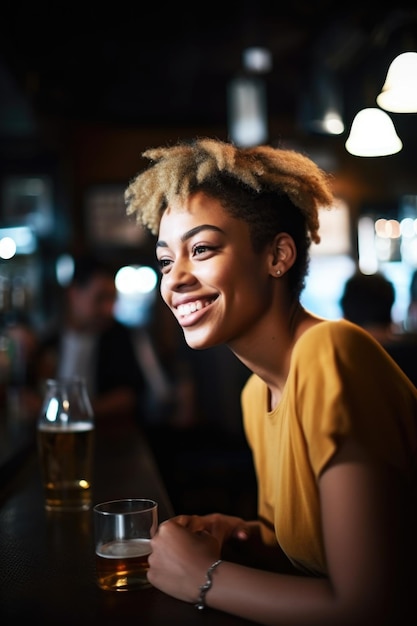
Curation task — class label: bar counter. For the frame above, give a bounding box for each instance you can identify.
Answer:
[0,413,258,625]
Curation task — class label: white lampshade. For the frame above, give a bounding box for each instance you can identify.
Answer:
[376,52,417,113]
[227,76,268,147]
[345,108,403,157]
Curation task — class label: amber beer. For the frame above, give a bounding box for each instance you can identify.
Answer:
[94,498,158,591]
[95,538,152,591]
[37,421,94,511]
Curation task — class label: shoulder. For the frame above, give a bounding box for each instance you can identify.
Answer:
[243,320,380,397]
[293,320,417,406]
[291,318,410,393]
[294,318,380,358]
[300,318,371,341]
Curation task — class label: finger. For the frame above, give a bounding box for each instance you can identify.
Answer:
[178,515,208,533]
[231,523,252,540]
[233,527,250,540]
[172,514,191,527]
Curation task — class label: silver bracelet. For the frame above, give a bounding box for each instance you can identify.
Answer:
[195,559,223,610]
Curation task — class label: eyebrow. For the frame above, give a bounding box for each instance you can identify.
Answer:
[156,224,225,249]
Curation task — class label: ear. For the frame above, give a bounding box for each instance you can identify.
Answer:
[268,233,297,278]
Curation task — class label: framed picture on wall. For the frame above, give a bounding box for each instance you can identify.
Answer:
[85,184,148,247]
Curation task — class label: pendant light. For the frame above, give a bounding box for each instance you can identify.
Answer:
[376,52,417,113]
[345,107,403,157]
[227,47,271,147]
[227,76,268,147]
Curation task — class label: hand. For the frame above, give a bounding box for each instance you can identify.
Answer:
[148,517,220,602]
[173,512,256,545]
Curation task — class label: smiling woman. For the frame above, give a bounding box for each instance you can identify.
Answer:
[155,191,277,350]
[124,137,417,626]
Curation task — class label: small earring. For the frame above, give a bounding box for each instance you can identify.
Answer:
[276,269,281,276]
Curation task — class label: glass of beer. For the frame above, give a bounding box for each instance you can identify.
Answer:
[94,498,158,591]
[37,377,95,511]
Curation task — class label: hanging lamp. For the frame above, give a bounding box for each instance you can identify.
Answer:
[227,47,271,147]
[376,52,417,113]
[227,76,268,147]
[345,107,403,157]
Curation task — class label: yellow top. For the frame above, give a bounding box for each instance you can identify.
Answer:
[242,319,417,575]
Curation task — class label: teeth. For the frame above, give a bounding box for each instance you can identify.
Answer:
[177,300,209,316]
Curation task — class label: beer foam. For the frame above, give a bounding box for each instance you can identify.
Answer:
[38,422,94,432]
[98,539,151,559]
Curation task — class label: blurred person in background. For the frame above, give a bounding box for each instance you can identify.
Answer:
[123,137,417,625]
[35,254,168,423]
[340,270,417,387]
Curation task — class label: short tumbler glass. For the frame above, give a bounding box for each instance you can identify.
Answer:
[94,498,158,591]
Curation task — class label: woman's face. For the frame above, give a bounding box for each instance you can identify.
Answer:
[156,191,273,349]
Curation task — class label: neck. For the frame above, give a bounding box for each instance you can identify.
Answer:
[229,303,322,410]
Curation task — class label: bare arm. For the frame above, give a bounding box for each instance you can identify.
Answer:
[148,437,410,625]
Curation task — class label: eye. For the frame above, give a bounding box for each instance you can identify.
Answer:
[192,244,216,257]
[156,258,172,273]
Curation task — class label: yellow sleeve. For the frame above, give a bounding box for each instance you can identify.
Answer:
[292,320,417,478]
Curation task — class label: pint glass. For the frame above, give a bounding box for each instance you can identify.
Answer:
[37,377,95,511]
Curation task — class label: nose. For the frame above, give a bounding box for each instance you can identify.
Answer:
[162,258,197,291]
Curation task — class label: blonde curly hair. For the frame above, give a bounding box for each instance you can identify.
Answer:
[125,137,334,242]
